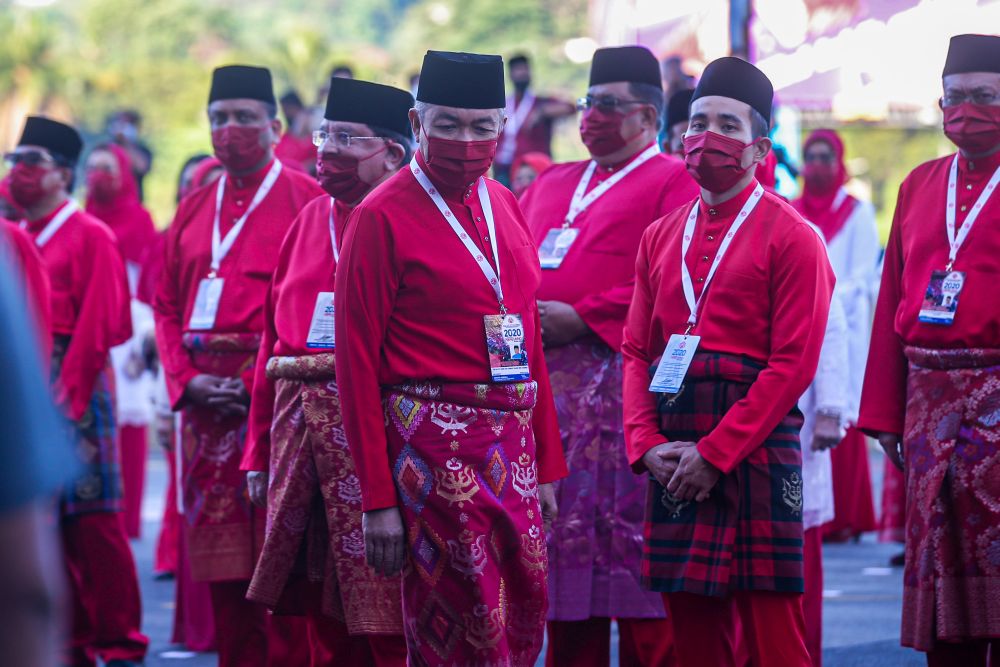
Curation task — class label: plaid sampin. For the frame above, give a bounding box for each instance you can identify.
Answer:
[642,352,804,596]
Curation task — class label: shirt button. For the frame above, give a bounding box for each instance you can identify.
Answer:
[709,208,718,216]
[702,255,709,261]
[966,184,973,190]
[961,205,968,212]
[484,235,490,241]
[236,199,244,206]
[476,216,482,221]
[707,235,715,241]
[697,277,705,283]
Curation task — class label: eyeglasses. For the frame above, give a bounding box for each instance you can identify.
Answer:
[576,95,649,112]
[312,130,386,148]
[940,91,999,107]
[3,150,56,168]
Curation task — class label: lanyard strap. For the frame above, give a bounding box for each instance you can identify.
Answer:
[945,154,1000,270]
[210,160,283,275]
[564,144,660,227]
[498,92,535,164]
[409,157,505,310]
[328,196,340,263]
[22,200,78,247]
[680,183,764,327]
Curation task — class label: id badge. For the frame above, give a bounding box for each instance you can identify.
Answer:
[189,277,224,330]
[538,227,580,269]
[305,292,336,349]
[649,334,701,394]
[918,270,965,326]
[484,313,530,382]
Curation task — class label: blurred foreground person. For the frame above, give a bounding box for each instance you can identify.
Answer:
[792,129,879,544]
[520,44,697,667]
[622,58,833,666]
[242,77,413,666]
[9,116,147,667]
[0,250,73,667]
[153,65,323,667]
[858,33,1000,665]
[335,50,567,666]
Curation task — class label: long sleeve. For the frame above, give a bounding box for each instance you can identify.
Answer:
[857,192,908,437]
[153,212,199,410]
[841,202,880,415]
[527,304,567,483]
[696,225,834,473]
[241,282,278,473]
[334,206,400,512]
[813,289,849,414]
[622,231,664,468]
[57,229,132,421]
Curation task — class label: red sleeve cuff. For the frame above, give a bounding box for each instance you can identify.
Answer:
[574,298,624,351]
[360,483,400,512]
[628,432,666,472]
[856,413,904,439]
[169,367,201,412]
[696,436,736,475]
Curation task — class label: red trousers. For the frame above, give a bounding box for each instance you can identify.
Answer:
[155,444,180,575]
[803,528,823,667]
[209,580,311,667]
[878,460,906,543]
[545,616,675,666]
[118,424,147,539]
[926,640,1000,666]
[663,591,810,667]
[306,612,407,666]
[171,524,216,651]
[62,512,148,667]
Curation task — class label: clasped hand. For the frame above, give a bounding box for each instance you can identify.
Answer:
[642,441,720,503]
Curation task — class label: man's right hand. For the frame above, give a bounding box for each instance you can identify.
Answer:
[642,442,693,487]
[247,471,268,508]
[184,374,248,417]
[876,432,904,470]
[363,507,406,577]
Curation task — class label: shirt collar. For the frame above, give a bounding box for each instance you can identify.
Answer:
[229,159,275,192]
[595,142,657,175]
[25,198,72,232]
[698,178,760,220]
[958,147,1000,175]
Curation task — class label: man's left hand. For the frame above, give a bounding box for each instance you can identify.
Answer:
[538,300,588,347]
[665,446,721,502]
[538,482,558,532]
[812,413,846,451]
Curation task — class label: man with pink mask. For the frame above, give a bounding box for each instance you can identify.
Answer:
[153,64,323,667]
[858,34,1000,665]
[334,50,567,666]
[622,57,834,665]
[519,44,697,667]
[241,76,413,666]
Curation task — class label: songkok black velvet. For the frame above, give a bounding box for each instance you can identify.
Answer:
[208,65,276,106]
[942,34,1000,76]
[666,88,695,128]
[17,116,83,163]
[589,46,661,89]
[325,77,415,138]
[691,57,773,125]
[416,51,505,109]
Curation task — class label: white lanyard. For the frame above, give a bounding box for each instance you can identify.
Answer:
[680,183,764,328]
[564,144,660,227]
[498,92,535,164]
[22,200,78,247]
[210,160,283,276]
[327,196,339,263]
[409,157,505,310]
[945,154,1000,271]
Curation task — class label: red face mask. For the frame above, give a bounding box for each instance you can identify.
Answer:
[211,125,269,172]
[316,145,387,203]
[8,164,50,208]
[579,107,643,157]
[683,131,754,193]
[802,162,839,196]
[86,170,119,203]
[943,102,1000,155]
[422,131,497,188]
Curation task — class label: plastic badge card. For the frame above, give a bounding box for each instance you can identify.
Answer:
[189,277,224,330]
[918,270,965,326]
[305,292,336,349]
[484,313,531,382]
[538,228,580,269]
[649,334,701,394]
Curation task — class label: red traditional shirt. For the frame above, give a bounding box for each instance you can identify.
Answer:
[153,159,324,408]
[521,146,698,350]
[858,149,1000,437]
[21,202,132,419]
[335,152,567,511]
[241,196,351,472]
[2,221,51,349]
[622,179,835,473]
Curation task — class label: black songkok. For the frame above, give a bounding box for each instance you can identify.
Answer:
[588,46,661,89]
[942,34,1000,76]
[208,65,276,106]
[416,51,506,109]
[691,57,773,125]
[325,78,415,138]
[17,116,83,164]
[666,88,695,128]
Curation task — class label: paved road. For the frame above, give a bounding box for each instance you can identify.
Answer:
[133,448,925,666]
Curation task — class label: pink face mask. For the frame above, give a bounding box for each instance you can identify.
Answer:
[422,131,497,188]
[87,170,119,203]
[943,102,1000,155]
[579,107,644,157]
[8,164,50,208]
[316,145,387,203]
[683,131,755,193]
[211,125,270,172]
